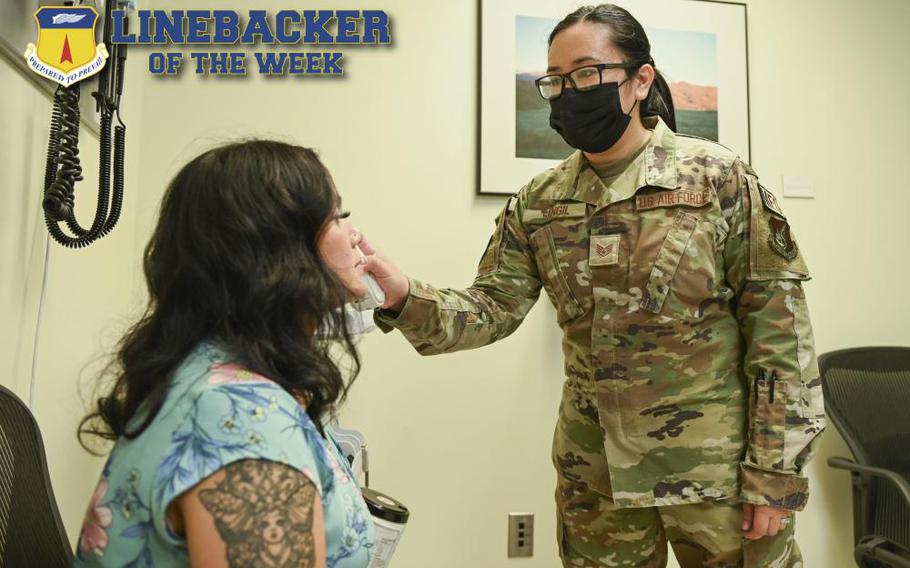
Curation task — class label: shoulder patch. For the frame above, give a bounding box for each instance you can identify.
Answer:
[759,184,785,218]
[478,194,524,277]
[506,195,517,214]
[768,217,798,261]
[746,177,809,280]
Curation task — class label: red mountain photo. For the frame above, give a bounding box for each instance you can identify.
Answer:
[669,82,717,112]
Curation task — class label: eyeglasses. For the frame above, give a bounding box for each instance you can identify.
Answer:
[535,62,637,100]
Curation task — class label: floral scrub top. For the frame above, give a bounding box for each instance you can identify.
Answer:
[75,341,374,568]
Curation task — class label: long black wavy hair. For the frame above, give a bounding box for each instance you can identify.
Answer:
[79,140,360,449]
[549,4,678,131]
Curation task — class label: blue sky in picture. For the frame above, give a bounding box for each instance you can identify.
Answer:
[516,15,717,87]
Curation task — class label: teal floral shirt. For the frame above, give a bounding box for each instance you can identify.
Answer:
[75,341,374,567]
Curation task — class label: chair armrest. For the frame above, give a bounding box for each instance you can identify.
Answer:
[828,456,910,506]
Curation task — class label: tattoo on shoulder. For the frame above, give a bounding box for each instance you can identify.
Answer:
[199,460,319,568]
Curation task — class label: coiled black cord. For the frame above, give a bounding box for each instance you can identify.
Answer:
[107,113,126,237]
[43,90,63,198]
[43,85,83,224]
[43,84,126,248]
[62,108,110,238]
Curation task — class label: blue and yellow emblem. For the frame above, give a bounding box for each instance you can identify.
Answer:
[24,7,108,86]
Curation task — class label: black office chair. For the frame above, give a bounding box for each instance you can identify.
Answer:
[0,385,73,567]
[821,347,910,568]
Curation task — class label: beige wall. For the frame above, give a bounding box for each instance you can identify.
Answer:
[2,0,908,565]
[0,49,146,542]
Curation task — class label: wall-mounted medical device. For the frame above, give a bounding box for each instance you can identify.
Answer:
[38,0,132,248]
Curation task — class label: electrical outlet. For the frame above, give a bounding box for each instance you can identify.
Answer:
[508,513,534,558]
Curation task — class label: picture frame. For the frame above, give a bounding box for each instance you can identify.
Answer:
[477,0,750,196]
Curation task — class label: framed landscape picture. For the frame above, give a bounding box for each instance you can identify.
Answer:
[478,0,749,195]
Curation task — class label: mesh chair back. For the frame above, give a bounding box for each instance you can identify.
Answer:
[0,385,73,567]
[820,347,910,551]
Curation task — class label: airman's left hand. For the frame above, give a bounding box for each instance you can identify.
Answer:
[742,503,792,540]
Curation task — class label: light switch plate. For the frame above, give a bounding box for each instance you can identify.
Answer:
[782,176,814,198]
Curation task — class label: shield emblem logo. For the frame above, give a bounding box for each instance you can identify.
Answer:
[24,7,108,86]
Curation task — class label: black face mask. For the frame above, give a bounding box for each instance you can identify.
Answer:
[548,80,636,153]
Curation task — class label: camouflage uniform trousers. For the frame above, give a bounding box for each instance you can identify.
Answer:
[554,378,802,568]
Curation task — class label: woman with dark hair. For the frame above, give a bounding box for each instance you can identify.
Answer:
[365,3,823,567]
[75,140,374,567]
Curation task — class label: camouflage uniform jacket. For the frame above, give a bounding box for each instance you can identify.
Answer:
[376,117,826,511]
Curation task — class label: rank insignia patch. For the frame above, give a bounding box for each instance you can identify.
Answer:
[589,234,621,267]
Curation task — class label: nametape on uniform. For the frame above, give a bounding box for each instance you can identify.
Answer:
[636,189,711,211]
[522,202,587,221]
[589,234,621,267]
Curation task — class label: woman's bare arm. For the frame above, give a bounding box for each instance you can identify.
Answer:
[170,459,326,568]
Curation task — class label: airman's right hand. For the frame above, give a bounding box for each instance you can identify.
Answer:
[359,238,409,313]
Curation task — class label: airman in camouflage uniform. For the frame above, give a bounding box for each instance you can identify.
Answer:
[374,116,825,566]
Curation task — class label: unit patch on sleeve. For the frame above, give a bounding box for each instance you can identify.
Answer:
[768,216,798,261]
[759,184,785,217]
